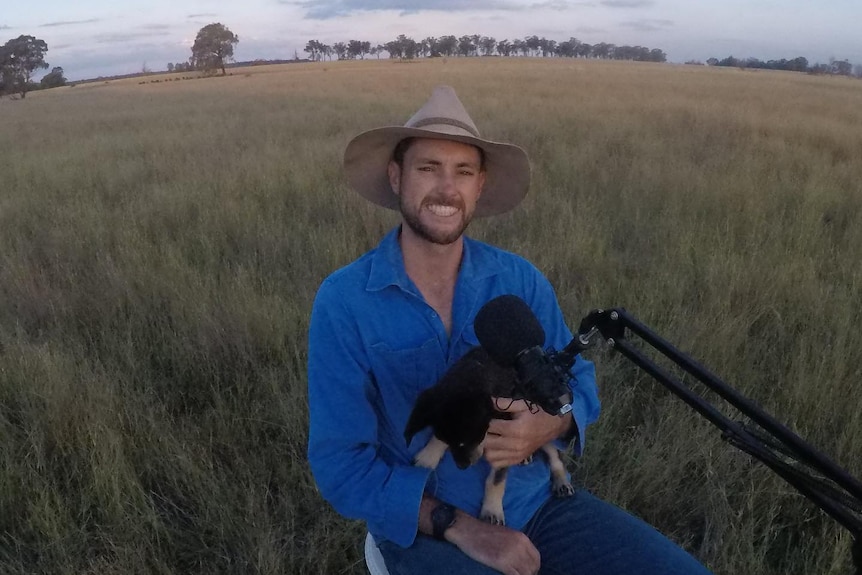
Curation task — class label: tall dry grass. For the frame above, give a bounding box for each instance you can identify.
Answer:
[1,58,861,574]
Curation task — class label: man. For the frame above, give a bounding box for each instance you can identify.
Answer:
[308,86,713,575]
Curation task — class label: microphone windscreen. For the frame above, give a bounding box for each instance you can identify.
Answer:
[474,295,546,367]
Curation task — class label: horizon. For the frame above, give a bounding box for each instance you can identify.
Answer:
[3,0,861,82]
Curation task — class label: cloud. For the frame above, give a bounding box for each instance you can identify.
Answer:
[601,0,653,7]
[287,0,521,19]
[620,18,673,31]
[530,1,593,9]
[141,23,174,31]
[0,24,12,30]
[94,31,173,45]
[188,13,218,18]
[39,18,101,28]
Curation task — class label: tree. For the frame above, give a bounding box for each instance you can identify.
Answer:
[347,40,364,59]
[191,23,238,75]
[479,36,497,56]
[305,39,323,61]
[1,35,49,99]
[333,42,347,60]
[437,36,458,57]
[457,35,475,57]
[40,66,66,89]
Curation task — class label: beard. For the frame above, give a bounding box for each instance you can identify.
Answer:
[399,195,474,246]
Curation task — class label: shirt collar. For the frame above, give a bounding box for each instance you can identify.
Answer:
[366,226,503,293]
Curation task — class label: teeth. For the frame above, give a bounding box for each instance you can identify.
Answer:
[427,204,459,217]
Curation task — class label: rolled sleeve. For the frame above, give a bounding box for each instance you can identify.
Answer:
[307,278,431,547]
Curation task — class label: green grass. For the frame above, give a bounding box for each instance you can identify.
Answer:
[1,58,861,574]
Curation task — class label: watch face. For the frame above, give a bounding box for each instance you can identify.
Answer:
[432,503,456,540]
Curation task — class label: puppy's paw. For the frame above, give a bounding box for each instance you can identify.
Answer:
[413,438,447,469]
[552,477,575,498]
[413,450,440,469]
[480,509,506,526]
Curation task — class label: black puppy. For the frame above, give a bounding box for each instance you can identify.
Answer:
[404,346,574,525]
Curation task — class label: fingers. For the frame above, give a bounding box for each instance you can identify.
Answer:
[491,397,530,413]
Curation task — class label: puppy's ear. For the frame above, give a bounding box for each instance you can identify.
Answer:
[404,388,438,447]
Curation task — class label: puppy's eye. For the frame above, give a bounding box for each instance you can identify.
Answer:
[457,442,466,447]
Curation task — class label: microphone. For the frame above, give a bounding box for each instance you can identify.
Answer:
[474,295,574,416]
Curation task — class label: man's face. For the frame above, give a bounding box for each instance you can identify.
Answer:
[388,138,485,246]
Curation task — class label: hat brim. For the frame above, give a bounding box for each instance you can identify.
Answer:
[343,126,531,218]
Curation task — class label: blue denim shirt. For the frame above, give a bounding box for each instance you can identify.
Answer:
[307,227,600,548]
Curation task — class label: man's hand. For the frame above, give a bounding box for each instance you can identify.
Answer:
[446,511,540,575]
[483,398,572,468]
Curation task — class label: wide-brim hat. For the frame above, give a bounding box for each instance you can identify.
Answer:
[343,85,531,218]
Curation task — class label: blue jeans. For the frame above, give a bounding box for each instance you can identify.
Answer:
[378,490,713,575]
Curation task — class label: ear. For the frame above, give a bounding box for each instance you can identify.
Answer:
[404,389,437,446]
[476,169,486,201]
[388,160,401,196]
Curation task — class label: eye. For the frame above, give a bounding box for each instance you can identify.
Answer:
[457,442,466,447]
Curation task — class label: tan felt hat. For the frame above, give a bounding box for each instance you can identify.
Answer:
[343,85,531,217]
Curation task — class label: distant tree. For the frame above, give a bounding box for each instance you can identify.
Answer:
[305,39,323,61]
[496,39,512,57]
[0,35,49,98]
[831,58,852,76]
[333,42,347,60]
[347,40,363,59]
[457,35,475,57]
[789,56,808,72]
[383,40,401,59]
[556,38,580,58]
[706,57,719,66]
[808,62,830,75]
[167,62,175,72]
[649,48,667,63]
[191,23,239,75]
[524,35,540,56]
[479,36,497,56]
[40,66,66,89]
[854,64,862,78]
[399,35,419,60]
[592,42,613,59]
[437,35,458,57]
[421,37,439,57]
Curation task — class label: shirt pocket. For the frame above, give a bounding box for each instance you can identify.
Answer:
[368,337,444,450]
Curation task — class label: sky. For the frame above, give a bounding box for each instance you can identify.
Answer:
[2,0,860,81]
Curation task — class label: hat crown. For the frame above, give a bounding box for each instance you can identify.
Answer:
[404,86,481,138]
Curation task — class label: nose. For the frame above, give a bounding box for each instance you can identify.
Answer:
[436,168,458,197]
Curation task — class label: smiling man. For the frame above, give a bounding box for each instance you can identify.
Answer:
[307,86,714,575]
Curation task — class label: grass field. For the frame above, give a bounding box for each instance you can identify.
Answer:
[1,57,861,574]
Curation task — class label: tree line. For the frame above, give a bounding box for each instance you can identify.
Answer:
[700,55,861,78]
[0,35,66,98]
[304,34,668,63]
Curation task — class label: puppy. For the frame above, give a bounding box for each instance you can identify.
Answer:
[404,346,574,525]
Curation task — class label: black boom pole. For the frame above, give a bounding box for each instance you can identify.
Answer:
[573,308,862,572]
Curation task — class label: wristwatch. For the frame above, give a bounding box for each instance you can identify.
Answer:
[431,502,457,540]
